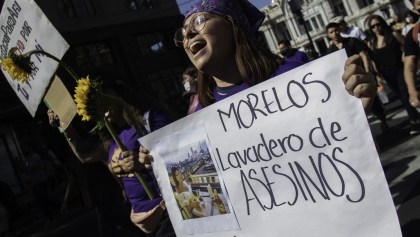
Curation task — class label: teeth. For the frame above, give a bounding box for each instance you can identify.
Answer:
[189,41,205,53]
[189,41,201,50]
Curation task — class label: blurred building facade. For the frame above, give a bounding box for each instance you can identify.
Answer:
[261,0,414,56]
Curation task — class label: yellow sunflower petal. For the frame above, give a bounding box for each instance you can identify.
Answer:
[74,76,96,122]
[0,57,29,83]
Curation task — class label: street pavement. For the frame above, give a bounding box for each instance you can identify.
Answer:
[368,95,420,237]
[5,94,420,237]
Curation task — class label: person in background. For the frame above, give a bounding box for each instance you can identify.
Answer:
[181,66,199,115]
[403,0,420,115]
[401,10,418,37]
[326,22,371,73]
[98,83,174,236]
[390,13,406,36]
[367,15,420,135]
[386,14,405,45]
[48,78,175,236]
[326,22,389,131]
[277,39,311,64]
[332,16,367,41]
[48,111,146,237]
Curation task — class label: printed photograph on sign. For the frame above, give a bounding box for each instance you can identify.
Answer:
[166,139,230,220]
[155,123,240,234]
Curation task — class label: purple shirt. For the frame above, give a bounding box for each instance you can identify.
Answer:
[108,111,171,213]
[283,50,311,64]
[272,60,304,77]
[195,60,304,111]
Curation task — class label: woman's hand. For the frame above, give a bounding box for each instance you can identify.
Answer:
[120,151,142,172]
[342,55,377,112]
[47,110,61,127]
[139,145,153,169]
[375,75,385,87]
[408,90,420,108]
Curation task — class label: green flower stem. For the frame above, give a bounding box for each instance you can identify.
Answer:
[25,50,80,82]
[133,172,155,200]
[103,117,155,200]
[103,117,127,151]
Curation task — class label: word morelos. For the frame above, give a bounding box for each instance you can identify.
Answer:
[216,72,331,133]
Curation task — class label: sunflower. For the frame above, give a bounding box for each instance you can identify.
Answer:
[74,76,102,122]
[0,47,33,83]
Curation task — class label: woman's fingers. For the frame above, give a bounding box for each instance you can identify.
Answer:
[343,72,376,98]
[47,110,61,127]
[342,55,376,112]
[139,145,149,154]
[344,54,362,68]
[120,151,138,172]
[139,145,153,169]
[409,93,420,108]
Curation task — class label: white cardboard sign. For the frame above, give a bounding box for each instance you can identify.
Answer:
[0,0,69,117]
[140,50,401,237]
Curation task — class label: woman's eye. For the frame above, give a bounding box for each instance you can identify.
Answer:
[195,16,205,26]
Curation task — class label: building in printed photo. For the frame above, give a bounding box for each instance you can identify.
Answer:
[185,141,222,194]
[190,161,221,194]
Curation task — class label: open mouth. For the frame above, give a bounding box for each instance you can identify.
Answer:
[189,40,207,55]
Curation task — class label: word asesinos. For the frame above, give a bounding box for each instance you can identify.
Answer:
[217,72,331,132]
[239,146,365,215]
[215,117,364,215]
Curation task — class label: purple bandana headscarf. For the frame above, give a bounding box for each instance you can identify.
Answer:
[184,0,265,38]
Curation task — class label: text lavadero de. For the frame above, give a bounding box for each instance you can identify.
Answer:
[214,72,365,215]
[0,0,46,100]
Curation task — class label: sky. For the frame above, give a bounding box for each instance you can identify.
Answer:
[176,0,272,15]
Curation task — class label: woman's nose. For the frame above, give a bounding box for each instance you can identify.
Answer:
[184,27,198,40]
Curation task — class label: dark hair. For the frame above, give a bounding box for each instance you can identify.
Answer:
[367,15,397,49]
[93,73,146,150]
[325,22,340,32]
[278,39,291,46]
[196,15,282,107]
[183,66,197,77]
[171,166,181,188]
[97,103,145,151]
[405,10,419,22]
